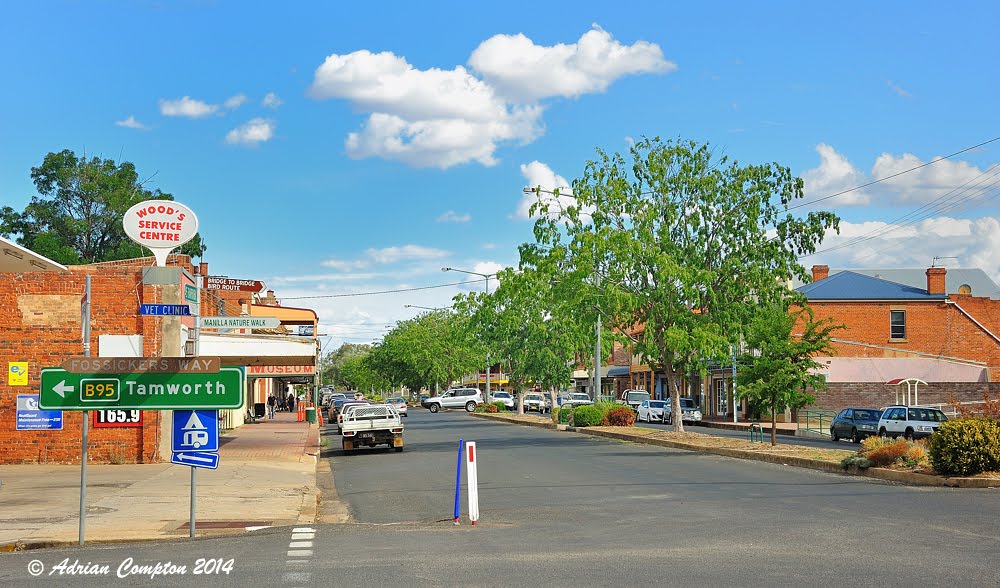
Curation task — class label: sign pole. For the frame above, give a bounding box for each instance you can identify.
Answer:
[79,274,91,546]
[190,276,201,540]
[190,466,196,538]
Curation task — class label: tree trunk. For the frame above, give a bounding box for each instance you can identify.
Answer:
[550,388,559,423]
[770,402,777,447]
[516,385,524,415]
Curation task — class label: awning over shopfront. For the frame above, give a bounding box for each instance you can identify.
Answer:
[199,332,317,383]
[607,366,630,377]
[0,235,68,272]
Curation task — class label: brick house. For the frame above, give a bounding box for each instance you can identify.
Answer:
[794,265,1000,411]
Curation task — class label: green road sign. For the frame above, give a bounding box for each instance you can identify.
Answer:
[38,367,244,410]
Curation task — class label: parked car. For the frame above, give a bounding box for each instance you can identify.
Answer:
[336,401,369,434]
[878,405,948,440]
[561,392,594,408]
[385,397,408,417]
[421,388,483,413]
[636,399,668,423]
[663,398,703,424]
[522,392,549,413]
[492,391,515,410]
[329,398,365,423]
[830,407,882,443]
[620,389,651,412]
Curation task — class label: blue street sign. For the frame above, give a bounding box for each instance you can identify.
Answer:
[16,394,63,430]
[172,409,220,453]
[170,451,219,469]
[140,304,191,316]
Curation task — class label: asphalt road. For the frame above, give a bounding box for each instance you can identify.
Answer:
[3,409,998,587]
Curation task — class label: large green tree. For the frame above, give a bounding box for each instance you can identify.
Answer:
[737,304,842,445]
[1,149,205,264]
[320,343,371,388]
[530,137,839,432]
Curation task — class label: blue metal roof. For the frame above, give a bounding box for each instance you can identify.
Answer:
[796,271,948,301]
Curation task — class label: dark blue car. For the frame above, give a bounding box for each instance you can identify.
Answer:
[830,407,882,443]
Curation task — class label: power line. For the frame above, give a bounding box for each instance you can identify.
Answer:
[280,279,482,300]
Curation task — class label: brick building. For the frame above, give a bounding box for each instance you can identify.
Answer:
[794,265,1000,411]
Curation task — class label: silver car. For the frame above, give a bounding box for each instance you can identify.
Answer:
[421,388,483,413]
[522,393,550,413]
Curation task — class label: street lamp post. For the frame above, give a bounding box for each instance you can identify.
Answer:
[442,267,496,402]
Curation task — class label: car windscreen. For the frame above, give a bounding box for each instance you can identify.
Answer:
[679,399,696,409]
[494,392,511,398]
[571,394,590,401]
[649,401,667,408]
[853,409,880,421]
[626,392,650,402]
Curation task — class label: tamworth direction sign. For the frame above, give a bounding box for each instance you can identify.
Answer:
[39,366,243,411]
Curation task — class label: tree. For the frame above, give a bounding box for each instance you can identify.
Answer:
[737,304,842,445]
[320,343,371,388]
[530,137,839,432]
[459,246,591,414]
[1,149,205,264]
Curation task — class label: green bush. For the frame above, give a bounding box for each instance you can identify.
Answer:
[573,405,604,427]
[928,417,1000,476]
[490,401,507,412]
[605,406,636,427]
[840,455,872,470]
[558,406,574,424]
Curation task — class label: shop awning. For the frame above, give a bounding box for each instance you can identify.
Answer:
[607,366,630,377]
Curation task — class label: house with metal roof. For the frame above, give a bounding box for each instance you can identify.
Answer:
[792,265,1000,411]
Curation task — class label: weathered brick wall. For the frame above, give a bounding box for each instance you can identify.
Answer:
[0,261,181,464]
[811,382,999,411]
[800,299,1000,380]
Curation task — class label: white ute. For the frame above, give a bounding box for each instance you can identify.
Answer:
[341,404,404,453]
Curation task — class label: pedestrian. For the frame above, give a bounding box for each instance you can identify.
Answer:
[287,392,295,413]
[266,393,276,419]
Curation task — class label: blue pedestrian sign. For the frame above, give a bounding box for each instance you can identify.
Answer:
[140,304,191,316]
[171,451,220,469]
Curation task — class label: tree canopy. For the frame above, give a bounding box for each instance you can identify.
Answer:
[529,137,839,431]
[1,149,205,264]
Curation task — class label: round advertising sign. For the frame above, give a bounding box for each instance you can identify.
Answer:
[122,200,199,266]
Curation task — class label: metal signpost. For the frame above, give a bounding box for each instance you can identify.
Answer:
[171,409,221,538]
[38,367,244,410]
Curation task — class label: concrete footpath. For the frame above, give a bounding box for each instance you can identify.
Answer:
[0,410,322,551]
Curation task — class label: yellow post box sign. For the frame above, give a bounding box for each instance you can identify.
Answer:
[9,362,29,386]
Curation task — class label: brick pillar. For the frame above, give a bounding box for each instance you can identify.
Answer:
[812,265,830,282]
[926,267,947,295]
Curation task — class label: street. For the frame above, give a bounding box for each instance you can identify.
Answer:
[2,408,998,586]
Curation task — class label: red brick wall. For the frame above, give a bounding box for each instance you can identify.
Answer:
[799,299,1000,380]
[0,259,192,464]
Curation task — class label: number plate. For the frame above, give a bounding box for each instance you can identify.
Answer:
[358,432,374,439]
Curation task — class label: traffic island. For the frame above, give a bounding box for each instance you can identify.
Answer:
[470,412,1000,489]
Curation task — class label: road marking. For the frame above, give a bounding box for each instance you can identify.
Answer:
[286,549,313,557]
[284,527,316,585]
[289,541,313,548]
[291,532,315,540]
[283,572,311,583]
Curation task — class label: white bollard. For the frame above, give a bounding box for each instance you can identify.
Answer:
[466,441,479,525]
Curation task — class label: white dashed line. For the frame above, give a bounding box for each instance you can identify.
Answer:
[283,527,316,585]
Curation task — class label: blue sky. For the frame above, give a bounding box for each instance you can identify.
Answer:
[2,1,998,348]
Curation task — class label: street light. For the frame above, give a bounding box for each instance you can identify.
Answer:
[442,266,497,401]
[404,304,446,311]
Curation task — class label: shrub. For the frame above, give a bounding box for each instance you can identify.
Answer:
[474,402,490,413]
[558,406,574,424]
[605,406,636,427]
[859,435,895,455]
[840,455,871,470]
[490,401,507,412]
[928,417,1000,476]
[865,439,911,467]
[572,405,604,427]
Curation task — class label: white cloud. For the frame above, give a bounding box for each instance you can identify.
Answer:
[886,80,911,98]
[224,94,248,109]
[225,118,276,146]
[468,24,674,102]
[308,25,669,169]
[813,216,1000,282]
[115,115,149,130]
[320,259,371,271]
[871,152,988,204]
[800,144,872,207]
[436,210,471,223]
[517,160,575,219]
[159,96,219,118]
[262,92,283,109]
[367,245,449,264]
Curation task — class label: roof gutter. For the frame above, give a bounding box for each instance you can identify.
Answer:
[945,300,1000,345]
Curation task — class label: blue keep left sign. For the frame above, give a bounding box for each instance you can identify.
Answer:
[172,409,219,453]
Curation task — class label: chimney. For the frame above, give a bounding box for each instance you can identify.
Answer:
[261,289,278,306]
[199,262,208,277]
[926,267,947,295]
[812,265,830,282]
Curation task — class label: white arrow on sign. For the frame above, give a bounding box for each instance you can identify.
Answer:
[53,380,74,398]
[175,452,215,464]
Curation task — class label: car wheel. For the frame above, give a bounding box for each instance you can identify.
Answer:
[429,404,440,413]
[879,428,888,438]
[395,446,403,452]
[830,427,839,442]
[466,402,477,412]
[851,428,861,443]
[903,428,914,441]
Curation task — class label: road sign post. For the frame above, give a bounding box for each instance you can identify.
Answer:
[39,367,244,410]
[170,409,221,539]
